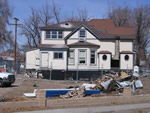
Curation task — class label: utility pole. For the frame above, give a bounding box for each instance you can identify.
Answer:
[9,17,23,75]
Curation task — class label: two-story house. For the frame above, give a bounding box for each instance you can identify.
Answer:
[26,19,135,80]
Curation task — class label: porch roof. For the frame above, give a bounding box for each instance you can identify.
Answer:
[120,51,134,54]
[67,41,100,48]
[98,51,111,54]
[38,44,69,49]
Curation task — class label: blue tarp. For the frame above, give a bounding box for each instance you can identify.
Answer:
[46,89,100,98]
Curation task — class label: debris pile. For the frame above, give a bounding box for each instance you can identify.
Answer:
[62,71,144,98]
[60,86,85,99]
[92,71,143,94]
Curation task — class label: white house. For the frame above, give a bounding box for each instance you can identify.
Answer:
[26,19,135,80]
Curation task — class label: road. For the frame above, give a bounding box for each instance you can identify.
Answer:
[16,103,150,113]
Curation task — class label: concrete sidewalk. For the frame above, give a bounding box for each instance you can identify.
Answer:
[16,103,150,113]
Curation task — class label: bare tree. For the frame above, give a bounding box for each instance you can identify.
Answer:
[51,0,61,24]
[64,8,91,22]
[107,6,132,26]
[107,4,150,66]
[21,8,41,48]
[64,11,80,22]
[0,0,13,51]
[77,8,91,22]
[39,1,53,26]
[133,5,150,65]
[21,1,62,48]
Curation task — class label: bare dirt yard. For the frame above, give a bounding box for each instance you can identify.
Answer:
[0,75,150,113]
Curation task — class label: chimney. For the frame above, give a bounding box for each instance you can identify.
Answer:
[113,36,120,60]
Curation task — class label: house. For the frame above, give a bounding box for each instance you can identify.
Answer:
[26,19,135,80]
[0,49,24,74]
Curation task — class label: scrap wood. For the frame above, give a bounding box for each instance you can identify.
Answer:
[60,86,85,99]
[66,85,79,89]
[110,74,121,79]
[120,71,128,79]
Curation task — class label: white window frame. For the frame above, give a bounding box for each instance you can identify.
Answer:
[78,49,87,65]
[45,31,63,39]
[79,29,86,41]
[90,50,96,65]
[68,49,75,65]
[79,29,86,37]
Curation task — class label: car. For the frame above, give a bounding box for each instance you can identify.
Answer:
[0,72,15,87]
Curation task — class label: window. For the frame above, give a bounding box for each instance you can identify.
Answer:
[124,55,129,61]
[90,50,96,64]
[79,50,86,64]
[35,58,40,66]
[79,29,86,41]
[54,52,63,59]
[79,30,86,37]
[46,31,51,38]
[52,31,57,39]
[69,50,74,64]
[58,31,63,39]
[102,55,107,60]
[45,31,63,39]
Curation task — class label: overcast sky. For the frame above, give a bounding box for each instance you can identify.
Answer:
[8,0,150,45]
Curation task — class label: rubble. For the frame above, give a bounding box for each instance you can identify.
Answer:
[92,71,143,95]
[23,70,143,99]
[60,86,85,99]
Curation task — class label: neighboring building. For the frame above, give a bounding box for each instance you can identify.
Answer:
[0,49,24,74]
[26,19,135,80]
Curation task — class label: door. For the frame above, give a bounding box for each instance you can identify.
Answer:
[41,52,49,68]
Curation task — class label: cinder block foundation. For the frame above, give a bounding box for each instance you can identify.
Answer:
[36,89,47,107]
[123,87,132,96]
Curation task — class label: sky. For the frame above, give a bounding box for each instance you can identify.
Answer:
[7,0,150,46]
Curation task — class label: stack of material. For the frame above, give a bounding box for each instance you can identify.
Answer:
[60,86,85,99]
[93,71,143,94]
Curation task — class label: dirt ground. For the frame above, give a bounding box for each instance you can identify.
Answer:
[0,75,150,113]
[1,75,150,98]
[97,108,150,113]
[0,74,85,99]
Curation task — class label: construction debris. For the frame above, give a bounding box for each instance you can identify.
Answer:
[134,80,143,88]
[23,71,143,99]
[60,86,85,98]
[91,71,143,95]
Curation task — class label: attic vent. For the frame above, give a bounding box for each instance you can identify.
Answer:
[60,22,72,28]
[65,23,69,25]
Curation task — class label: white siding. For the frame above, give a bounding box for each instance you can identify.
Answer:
[120,54,133,70]
[40,51,67,70]
[41,31,65,45]
[26,49,40,69]
[120,40,133,52]
[64,31,71,37]
[99,54,111,70]
[52,51,67,70]
[67,28,133,57]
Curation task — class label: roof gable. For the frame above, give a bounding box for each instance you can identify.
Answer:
[64,24,100,40]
